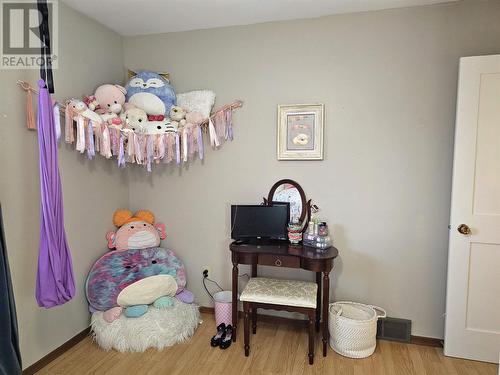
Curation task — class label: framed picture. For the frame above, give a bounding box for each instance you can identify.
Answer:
[277,103,324,160]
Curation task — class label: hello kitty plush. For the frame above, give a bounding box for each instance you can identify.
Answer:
[139,119,178,135]
[85,209,194,323]
[124,106,178,134]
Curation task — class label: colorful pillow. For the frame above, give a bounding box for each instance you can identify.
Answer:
[85,247,186,311]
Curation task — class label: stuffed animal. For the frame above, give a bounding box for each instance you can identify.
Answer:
[125,70,176,117]
[93,84,127,127]
[169,105,187,129]
[67,99,102,125]
[83,95,100,112]
[94,84,127,115]
[123,107,148,133]
[85,209,194,323]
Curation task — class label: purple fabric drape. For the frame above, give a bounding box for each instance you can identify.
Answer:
[35,79,75,308]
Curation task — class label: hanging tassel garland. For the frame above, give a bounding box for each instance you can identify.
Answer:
[86,120,95,160]
[53,104,61,141]
[93,122,101,153]
[127,132,135,163]
[182,128,188,162]
[75,116,85,153]
[17,79,242,171]
[208,118,220,148]
[101,125,111,159]
[146,136,154,172]
[25,86,36,130]
[134,135,143,164]
[64,105,74,144]
[110,128,121,156]
[157,134,165,161]
[118,133,125,168]
[175,133,181,165]
[215,111,225,143]
[226,108,233,141]
[165,134,173,163]
[197,125,204,160]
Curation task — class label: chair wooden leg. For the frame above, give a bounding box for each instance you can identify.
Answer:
[308,311,315,365]
[252,308,257,334]
[244,302,250,356]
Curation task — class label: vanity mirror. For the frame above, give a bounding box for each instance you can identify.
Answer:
[264,179,311,233]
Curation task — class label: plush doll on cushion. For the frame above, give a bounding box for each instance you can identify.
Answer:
[125,70,176,118]
[85,209,194,323]
[93,84,127,127]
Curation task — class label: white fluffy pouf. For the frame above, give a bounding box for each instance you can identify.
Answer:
[91,301,200,352]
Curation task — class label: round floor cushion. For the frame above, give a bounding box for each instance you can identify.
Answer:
[91,301,200,352]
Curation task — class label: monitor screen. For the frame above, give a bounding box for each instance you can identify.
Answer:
[231,204,289,240]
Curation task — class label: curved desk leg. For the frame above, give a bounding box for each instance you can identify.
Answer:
[322,271,330,356]
[316,272,321,332]
[252,263,257,334]
[232,262,238,342]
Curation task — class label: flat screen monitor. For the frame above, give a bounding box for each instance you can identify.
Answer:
[231,204,289,240]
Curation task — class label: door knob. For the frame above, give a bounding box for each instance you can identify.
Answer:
[457,224,471,235]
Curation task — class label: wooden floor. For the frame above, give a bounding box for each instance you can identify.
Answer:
[36,312,498,375]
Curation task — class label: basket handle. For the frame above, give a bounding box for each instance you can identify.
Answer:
[370,305,387,319]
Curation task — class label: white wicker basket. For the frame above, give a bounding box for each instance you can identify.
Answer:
[328,301,386,358]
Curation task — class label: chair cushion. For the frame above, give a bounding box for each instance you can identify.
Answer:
[240,277,317,308]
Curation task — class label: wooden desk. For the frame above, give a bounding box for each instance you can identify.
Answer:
[230,239,339,357]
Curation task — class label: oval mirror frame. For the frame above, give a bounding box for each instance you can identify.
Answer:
[265,179,311,233]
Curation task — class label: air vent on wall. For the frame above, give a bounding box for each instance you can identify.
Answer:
[377,317,411,343]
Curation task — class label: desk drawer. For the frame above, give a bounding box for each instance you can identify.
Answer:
[258,254,300,268]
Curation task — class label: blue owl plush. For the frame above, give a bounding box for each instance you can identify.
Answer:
[125,71,176,116]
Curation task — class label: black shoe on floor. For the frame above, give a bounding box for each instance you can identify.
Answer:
[211,323,226,347]
[220,325,233,349]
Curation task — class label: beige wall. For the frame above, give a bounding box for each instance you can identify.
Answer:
[0,3,127,368]
[124,0,500,339]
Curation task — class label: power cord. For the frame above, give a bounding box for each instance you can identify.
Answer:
[202,276,223,300]
[202,273,250,300]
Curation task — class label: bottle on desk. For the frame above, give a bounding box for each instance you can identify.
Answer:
[303,220,332,250]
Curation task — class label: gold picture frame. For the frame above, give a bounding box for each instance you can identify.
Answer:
[277,103,324,160]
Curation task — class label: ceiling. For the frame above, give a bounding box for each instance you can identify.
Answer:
[62,0,457,36]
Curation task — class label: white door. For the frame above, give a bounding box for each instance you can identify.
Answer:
[444,55,500,364]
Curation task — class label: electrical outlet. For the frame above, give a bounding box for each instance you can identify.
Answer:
[202,266,211,278]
